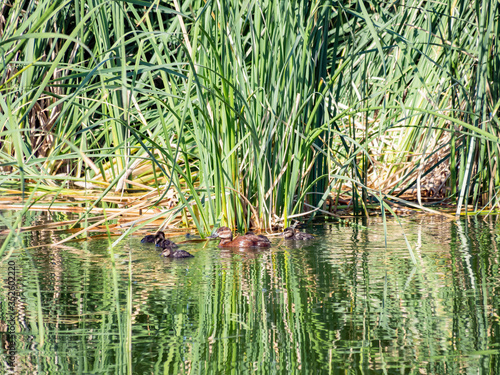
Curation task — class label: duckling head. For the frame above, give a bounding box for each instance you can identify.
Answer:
[282,227,296,239]
[141,231,165,243]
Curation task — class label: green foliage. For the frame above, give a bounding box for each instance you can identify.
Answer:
[1,0,499,230]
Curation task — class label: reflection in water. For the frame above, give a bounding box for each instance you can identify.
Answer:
[0,213,499,374]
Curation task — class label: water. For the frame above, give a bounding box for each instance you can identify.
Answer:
[1,213,499,374]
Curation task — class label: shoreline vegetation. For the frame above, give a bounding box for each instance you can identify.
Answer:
[0,1,498,240]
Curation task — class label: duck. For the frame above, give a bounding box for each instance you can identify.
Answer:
[282,227,314,240]
[160,248,194,258]
[155,236,179,250]
[208,227,271,248]
[141,231,165,243]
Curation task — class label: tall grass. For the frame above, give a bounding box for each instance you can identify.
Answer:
[0,0,498,231]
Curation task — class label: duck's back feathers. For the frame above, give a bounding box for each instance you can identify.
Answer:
[244,233,271,246]
[258,235,271,243]
[172,250,194,258]
[155,239,179,249]
[282,227,314,240]
[210,227,271,248]
[161,248,194,258]
[246,231,271,243]
[295,232,315,240]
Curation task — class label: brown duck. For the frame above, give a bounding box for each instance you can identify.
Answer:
[209,227,271,248]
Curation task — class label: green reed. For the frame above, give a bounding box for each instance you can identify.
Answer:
[0,0,498,231]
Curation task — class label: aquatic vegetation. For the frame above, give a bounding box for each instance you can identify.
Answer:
[0,0,498,235]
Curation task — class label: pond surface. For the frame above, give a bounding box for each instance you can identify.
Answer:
[0,213,499,374]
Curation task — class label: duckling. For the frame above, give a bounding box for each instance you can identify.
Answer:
[209,227,271,248]
[141,231,165,243]
[282,227,314,240]
[155,236,179,250]
[160,248,194,258]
